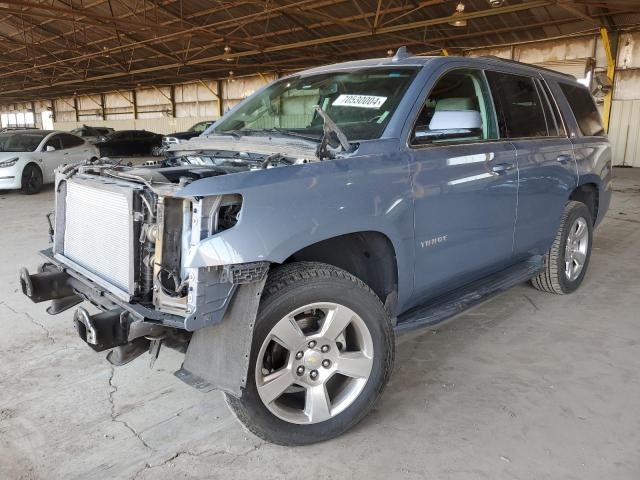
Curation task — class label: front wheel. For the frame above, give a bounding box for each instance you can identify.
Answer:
[531,201,593,294]
[225,262,394,445]
[21,164,43,195]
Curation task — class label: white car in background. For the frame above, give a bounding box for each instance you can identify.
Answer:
[0,130,99,194]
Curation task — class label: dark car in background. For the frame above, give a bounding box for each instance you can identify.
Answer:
[95,129,162,157]
[155,121,213,155]
[70,125,115,144]
[0,126,34,133]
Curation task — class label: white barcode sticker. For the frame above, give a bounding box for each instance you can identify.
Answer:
[332,94,387,109]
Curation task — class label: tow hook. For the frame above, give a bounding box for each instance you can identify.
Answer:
[73,308,99,345]
[73,308,130,352]
[19,265,82,314]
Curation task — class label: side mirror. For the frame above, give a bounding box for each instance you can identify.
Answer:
[414,110,482,144]
[45,145,56,152]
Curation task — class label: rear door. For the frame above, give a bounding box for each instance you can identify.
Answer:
[59,133,90,162]
[135,131,159,154]
[485,70,577,258]
[110,131,131,155]
[138,131,154,154]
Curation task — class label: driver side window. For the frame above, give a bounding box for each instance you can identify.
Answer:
[44,135,63,151]
[411,69,497,146]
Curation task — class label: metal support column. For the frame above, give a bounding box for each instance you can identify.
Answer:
[73,97,79,122]
[100,93,106,120]
[169,85,176,117]
[216,80,224,118]
[132,90,138,119]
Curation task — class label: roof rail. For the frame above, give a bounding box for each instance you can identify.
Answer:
[478,55,576,80]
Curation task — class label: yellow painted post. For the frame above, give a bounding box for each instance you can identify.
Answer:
[441,48,449,56]
[600,27,616,133]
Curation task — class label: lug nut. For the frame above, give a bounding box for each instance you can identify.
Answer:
[309,369,319,380]
[307,340,317,348]
[296,366,305,376]
[322,359,331,368]
[321,344,330,353]
[295,351,304,360]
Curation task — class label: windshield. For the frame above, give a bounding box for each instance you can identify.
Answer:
[0,131,47,152]
[213,67,419,141]
[189,121,212,133]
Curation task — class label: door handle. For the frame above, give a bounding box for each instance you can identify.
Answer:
[491,163,514,175]
[557,154,572,164]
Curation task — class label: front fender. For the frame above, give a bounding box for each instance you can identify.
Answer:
[179,141,415,309]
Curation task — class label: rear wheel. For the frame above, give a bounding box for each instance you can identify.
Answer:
[225,262,394,445]
[20,164,43,195]
[531,201,593,294]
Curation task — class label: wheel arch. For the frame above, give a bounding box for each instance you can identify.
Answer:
[283,231,399,312]
[569,180,599,225]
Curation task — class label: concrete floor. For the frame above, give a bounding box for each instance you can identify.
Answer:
[1,168,638,480]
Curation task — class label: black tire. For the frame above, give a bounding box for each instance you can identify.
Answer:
[225,261,395,445]
[20,164,43,195]
[531,201,593,294]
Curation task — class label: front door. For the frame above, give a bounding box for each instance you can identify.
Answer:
[40,134,65,182]
[408,68,519,304]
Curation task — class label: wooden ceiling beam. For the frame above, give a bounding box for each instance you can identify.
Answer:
[0,0,558,97]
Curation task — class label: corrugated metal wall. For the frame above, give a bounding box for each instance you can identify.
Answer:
[0,74,274,134]
[608,32,640,167]
[465,36,597,77]
[609,99,640,167]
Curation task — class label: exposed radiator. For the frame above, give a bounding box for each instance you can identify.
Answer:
[63,180,135,294]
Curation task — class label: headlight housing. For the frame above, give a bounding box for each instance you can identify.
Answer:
[0,157,19,168]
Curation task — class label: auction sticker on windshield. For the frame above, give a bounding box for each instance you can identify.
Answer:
[332,94,387,109]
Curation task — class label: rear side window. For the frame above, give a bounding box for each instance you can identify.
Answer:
[558,83,604,137]
[538,79,566,137]
[486,71,549,138]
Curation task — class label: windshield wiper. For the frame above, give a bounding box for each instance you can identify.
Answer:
[313,105,353,160]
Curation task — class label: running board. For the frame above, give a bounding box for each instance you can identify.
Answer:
[395,256,544,335]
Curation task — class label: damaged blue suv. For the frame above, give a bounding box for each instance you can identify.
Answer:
[21,50,612,445]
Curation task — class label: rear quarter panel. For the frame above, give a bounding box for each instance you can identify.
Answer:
[545,76,613,226]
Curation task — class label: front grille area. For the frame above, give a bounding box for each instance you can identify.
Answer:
[63,181,133,293]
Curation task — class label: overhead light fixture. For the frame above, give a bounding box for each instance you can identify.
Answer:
[224,45,234,62]
[449,2,467,27]
[489,0,504,6]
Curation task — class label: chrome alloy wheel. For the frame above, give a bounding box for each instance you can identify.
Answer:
[255,302,374,425]
[565,217,589,281]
